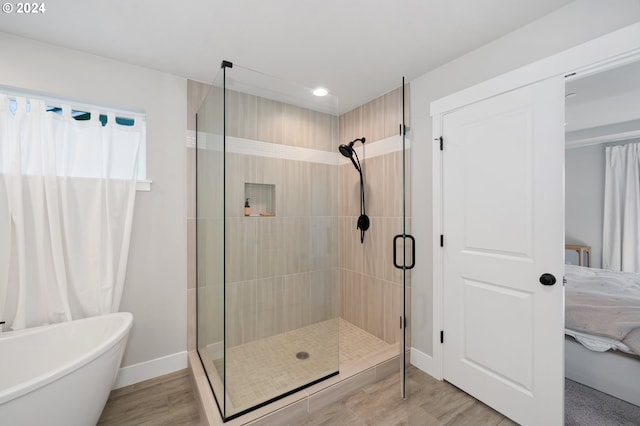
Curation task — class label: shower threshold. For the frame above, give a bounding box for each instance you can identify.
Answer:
[189,319,400,425]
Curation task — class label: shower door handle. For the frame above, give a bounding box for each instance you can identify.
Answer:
[393,234,415,270]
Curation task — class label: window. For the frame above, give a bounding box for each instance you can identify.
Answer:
[4,95,149,190]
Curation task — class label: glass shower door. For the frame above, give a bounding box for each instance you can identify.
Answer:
[196,68,226,414]
[197,61,341,421]
[394,77,413,398]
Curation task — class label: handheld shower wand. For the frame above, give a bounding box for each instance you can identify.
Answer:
[339,137,369,243]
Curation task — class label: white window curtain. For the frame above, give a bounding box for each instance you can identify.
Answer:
[603,142,640,272]
[0,94,144,330]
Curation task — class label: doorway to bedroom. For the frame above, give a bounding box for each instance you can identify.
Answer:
[563,57,640,420]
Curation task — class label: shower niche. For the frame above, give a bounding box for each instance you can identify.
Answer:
[244,183,275,216]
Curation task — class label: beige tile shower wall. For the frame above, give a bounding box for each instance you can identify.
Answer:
[339,85,410,146]
[229,91,339,152]
[225,155,340,347]
[339,85,412,346]
[187,84,340,349]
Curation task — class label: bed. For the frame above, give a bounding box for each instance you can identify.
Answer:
[564,264,640,406]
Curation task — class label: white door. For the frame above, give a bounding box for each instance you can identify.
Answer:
[441,76,565,425]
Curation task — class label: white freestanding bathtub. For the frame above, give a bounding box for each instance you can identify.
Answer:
[0,312,133,426]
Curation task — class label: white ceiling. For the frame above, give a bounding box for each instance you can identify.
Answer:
[0,0,573,112]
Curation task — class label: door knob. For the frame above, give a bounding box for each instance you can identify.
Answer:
[539,273,556,286]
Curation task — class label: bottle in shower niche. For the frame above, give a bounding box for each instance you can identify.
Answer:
[244,198,251,216]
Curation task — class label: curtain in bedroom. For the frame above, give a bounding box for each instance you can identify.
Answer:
[0,94,144,330]
[603,142,640,273]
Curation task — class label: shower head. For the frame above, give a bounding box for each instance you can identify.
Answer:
[339,143,353,158]
[338,137,366,158]
[338,138,366,171]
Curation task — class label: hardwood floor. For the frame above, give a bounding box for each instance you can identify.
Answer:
[296,365,517,426]
[98,369,200,426]
[98,366,516,425]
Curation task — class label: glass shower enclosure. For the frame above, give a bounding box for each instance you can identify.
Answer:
[196,61,341,420]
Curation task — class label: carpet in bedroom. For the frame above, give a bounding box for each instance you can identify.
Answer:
[565,378,640,425]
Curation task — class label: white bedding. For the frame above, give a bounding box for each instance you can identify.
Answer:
[564,329,635,354]
[565,264,640,355]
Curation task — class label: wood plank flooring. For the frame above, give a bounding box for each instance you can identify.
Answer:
[296,365,517,426]
[98,366,518,425]
[98,369,200,426]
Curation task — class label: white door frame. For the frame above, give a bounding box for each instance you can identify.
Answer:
[430,22,640,381]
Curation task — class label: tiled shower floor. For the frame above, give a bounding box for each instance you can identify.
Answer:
[201,319,393,415]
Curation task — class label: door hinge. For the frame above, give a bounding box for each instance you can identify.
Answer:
[440,330,444,344]
[434,136,443,150]
[440,234,444,247]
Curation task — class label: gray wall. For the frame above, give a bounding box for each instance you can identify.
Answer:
[565,145,605,268]
[409,0,640,357]
[0,33,188,367]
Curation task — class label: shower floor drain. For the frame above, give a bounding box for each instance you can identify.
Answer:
[296,351,309,360]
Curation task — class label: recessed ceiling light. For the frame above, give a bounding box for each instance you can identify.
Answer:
[313,87,328,97]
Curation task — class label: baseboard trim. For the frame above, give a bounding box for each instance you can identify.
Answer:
[410,347,436,378]
[113,351,188,389]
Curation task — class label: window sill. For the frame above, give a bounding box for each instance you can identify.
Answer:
[137,180,152,192]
